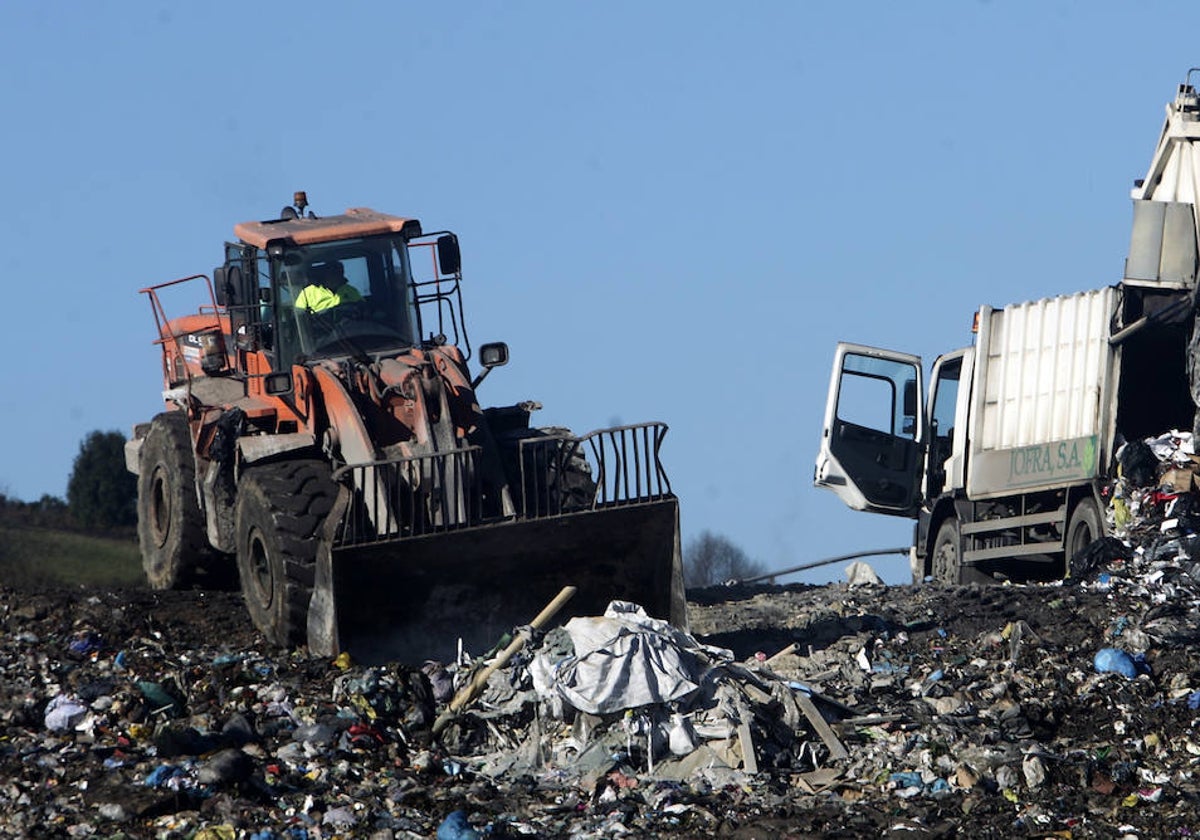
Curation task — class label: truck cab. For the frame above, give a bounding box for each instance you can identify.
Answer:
[815,343,973,581]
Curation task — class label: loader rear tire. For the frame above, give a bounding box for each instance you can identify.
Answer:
[138,413,207,590]
[235,460,336,648]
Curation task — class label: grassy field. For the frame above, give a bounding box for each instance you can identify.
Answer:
[0,525,144,588]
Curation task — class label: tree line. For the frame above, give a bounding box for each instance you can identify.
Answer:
[1,430,135,533]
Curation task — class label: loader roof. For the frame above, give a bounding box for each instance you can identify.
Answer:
[234,208,421,249]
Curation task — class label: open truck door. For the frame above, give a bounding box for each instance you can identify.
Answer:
[814,342,925,517]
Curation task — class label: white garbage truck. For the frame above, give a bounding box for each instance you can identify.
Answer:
[814,71,1200,583]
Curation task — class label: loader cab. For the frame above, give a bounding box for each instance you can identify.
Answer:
[269,235,420,365]
[219,203,474,379]
[215,235,422,370]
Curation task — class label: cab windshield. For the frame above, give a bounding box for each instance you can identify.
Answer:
[273,235,418,363]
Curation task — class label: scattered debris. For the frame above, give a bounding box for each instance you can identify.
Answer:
[10,433,1200,839]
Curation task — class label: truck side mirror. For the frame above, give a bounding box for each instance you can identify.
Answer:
[437,234,461,275]
[903,379,918,416]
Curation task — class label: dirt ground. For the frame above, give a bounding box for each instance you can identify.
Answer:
[3,576,1200,838]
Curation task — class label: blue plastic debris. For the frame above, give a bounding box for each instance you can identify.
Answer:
[1093,647,1138,679]
[68,631,101,655]
[889,771,924,790]
[144,764,184,788]
[437,810,482,840]
[1188,690,1200,710]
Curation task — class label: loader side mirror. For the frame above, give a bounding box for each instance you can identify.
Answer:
[437,234,461,275]
[479,341,509,369]
[215,265,242,306]
[471,342,510,389]
[214,267,230,306]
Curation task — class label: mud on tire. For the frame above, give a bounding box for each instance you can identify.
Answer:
[235,460,336,648]
[138,413,208,589]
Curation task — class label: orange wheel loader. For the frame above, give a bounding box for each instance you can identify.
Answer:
[125,193,686,663]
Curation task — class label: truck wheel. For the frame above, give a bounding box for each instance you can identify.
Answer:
[235,460,335,647]
[1066,497,1103,568]
[931,519,962,584]
[138,413,207,589]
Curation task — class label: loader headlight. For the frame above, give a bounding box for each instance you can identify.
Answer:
[264,372,293,395]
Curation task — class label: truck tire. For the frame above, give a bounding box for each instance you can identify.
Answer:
[931,518,963,585]
[138,413,207,589]
[1066,497,1103,569]
[235,460,336,647]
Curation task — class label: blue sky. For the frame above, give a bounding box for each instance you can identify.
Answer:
[0,3,1193,584]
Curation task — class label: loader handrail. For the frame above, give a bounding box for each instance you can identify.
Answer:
[332,445,485,547]
[330,422,674,549]
[139,274,223,346]
[584,422,673,504]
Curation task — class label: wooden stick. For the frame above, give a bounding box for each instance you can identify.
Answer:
[765,642,801,666]
[794,692,848,760]
[433,585,576,735]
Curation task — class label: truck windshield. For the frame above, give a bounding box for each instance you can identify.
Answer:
[273,235,418,363]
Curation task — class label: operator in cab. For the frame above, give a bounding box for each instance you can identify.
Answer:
[294,261,363,313]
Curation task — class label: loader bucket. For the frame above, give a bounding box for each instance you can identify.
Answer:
[309,497,685,665]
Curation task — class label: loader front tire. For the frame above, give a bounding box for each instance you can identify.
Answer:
[235,460,335,648]
[138,413,207,590]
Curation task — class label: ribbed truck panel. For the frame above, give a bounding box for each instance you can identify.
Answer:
[966,287,1118,498]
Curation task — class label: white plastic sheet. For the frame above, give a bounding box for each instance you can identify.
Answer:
[531,601,726,715]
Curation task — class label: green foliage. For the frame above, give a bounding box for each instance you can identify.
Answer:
[67,430,137,530]
[0,525,142,587]
[0,492,73,530]
[684,530,766,588]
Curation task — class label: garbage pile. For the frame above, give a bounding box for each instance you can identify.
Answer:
[0,587,865,838]
[11,433,1200,839]
[1097,429,1200,572]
